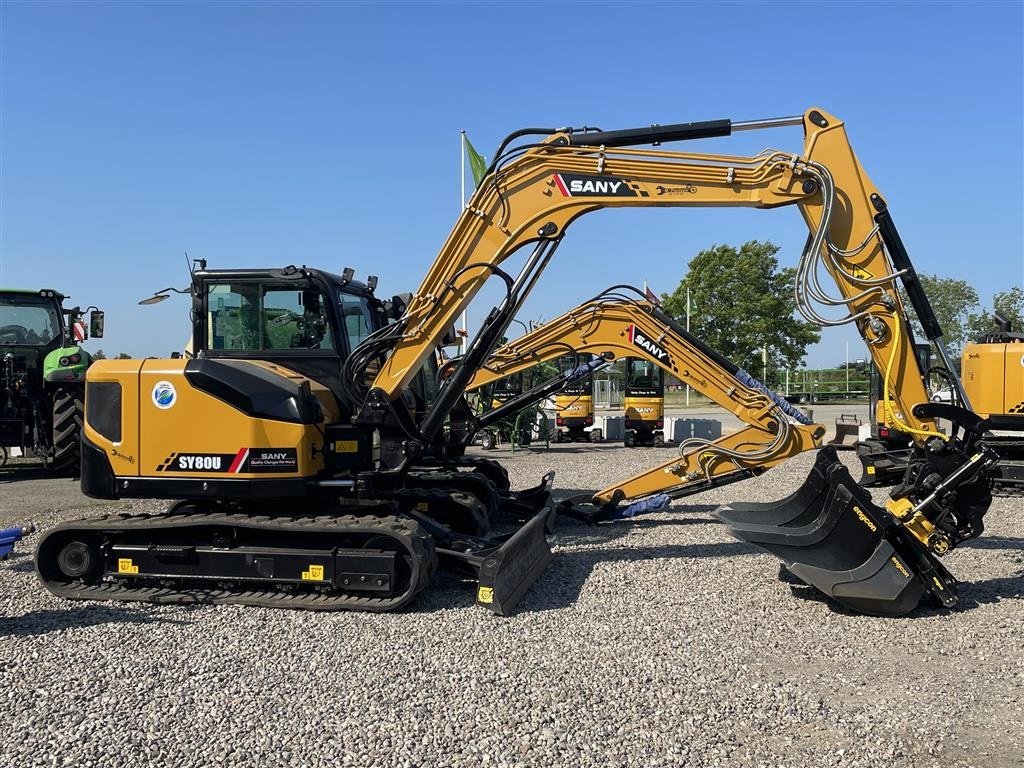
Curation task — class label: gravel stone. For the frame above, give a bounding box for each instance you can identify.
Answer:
[1,447,1021,767]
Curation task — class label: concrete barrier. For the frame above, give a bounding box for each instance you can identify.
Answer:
[664,417,722,443]
[592,415,624,441]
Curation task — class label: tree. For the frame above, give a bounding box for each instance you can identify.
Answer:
[92,349,106,360]
[966,286,1024,341]
[115,352,132,359]
[900,273,978,355]
[661,241,820,381]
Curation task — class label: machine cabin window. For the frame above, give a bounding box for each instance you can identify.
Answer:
[338,293,374,354]
[627,359,662,389]
[0,296,61,346]
[206,283,336,352]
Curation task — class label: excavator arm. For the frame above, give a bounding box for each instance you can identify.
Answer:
[466,289,825,519]
[357,110,938,442]
[350,107,997,615]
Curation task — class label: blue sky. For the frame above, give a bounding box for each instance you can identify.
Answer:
[2,1,1021,367]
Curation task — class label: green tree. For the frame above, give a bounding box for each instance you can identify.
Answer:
[900,273,979,355]
[966,286,1024,341]
[92,349,106,360]
[115,352,132,359]
[661,241,820,380]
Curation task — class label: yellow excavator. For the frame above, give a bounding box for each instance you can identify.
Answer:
[961,314,1024,491]
[38,108,998,617]
[622,356,665,447]
[551,354,599,442]
[467,287,825,520]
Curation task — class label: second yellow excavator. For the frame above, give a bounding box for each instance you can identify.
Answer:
[467,286,826,520]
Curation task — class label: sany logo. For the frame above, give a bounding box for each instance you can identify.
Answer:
[552,173,638,198]
[628,325,671,364]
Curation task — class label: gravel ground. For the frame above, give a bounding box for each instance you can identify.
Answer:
[1,447,1022,768]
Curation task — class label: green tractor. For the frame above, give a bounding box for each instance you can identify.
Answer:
[0,289,104,472]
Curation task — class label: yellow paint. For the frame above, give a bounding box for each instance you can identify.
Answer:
[85,358,324,479]
[334,440,359,453]
[117,558,139,575]
[866,465,876,475]
[301,565,325,581]
[477,586,494,604]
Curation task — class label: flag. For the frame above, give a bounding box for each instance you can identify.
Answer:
[464,133,487,186]
[644,283,661,305]
[73,320,87,342]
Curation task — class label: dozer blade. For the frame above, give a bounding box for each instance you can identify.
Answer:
[713,450,951,616]
[470,505,554,616]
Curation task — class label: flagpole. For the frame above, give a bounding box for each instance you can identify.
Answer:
[685,287,691,406]
[459,131,468,346]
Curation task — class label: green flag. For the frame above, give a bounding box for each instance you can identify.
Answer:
[464,133,487,186]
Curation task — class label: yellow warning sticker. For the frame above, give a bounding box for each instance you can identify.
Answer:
[416,502,429,512]
[117,558,139,575]
[477,586,494,604]
[334,440,359,453]
[301,565,325,581]
[866,466,876,475]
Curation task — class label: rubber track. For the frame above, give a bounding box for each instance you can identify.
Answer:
[36,510,436,612]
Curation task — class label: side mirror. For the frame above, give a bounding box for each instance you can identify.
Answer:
[170,351,182,359]
[388,293,411,321]
[441,323,459,347]
[89,310,105,339]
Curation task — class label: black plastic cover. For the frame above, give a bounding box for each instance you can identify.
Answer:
[184,359,321,424]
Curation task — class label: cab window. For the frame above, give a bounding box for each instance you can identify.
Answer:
[627,359,661,388]
[338,292,374,352]
[207,283,335,352]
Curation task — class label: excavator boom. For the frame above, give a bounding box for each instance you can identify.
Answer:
[348,107,996,615]
[466,288,825,519]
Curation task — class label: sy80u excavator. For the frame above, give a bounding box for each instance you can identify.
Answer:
[466,287,825,521]
[38,108,997,617]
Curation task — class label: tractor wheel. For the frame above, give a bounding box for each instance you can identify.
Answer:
[480,431,497,451]
[51,385,84,475]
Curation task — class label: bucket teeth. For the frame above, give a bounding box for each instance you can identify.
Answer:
[713,448,944,616]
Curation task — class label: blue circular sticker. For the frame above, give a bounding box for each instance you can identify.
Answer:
[152,380,177,409]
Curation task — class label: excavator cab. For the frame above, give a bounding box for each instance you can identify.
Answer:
[623,357,664,447]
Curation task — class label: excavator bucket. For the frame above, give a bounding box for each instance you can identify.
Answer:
[827,413,862,450]
[713,447,951,616]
